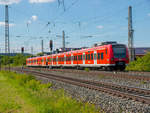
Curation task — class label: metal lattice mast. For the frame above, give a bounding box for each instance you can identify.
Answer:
[128,6,134,62]
[5,5,10,54]
[41,40,44,53]
[62,30,65,51]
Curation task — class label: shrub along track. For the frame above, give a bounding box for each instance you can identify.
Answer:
[11,67,150,105]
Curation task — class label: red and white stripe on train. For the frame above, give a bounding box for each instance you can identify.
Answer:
[26,42,129,70]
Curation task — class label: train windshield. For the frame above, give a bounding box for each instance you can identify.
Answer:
[112,45,126,58]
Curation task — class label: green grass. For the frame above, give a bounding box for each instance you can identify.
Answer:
[0,71,101,113]
[0,72,36,113]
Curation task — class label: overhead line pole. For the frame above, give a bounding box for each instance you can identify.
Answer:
[31,46,33,55]
[5,5,10,71]
[128,6,135,62]
[62,30,65,52]
[41,40,44,53]
[5,5,10,54]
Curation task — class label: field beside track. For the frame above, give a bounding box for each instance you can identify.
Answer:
[0,71,100,113]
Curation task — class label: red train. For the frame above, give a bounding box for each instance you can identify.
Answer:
[26,42,129,70]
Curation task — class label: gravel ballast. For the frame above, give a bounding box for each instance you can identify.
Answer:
[34,71,150,113]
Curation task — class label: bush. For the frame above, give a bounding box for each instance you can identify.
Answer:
[126,52,150,71]
[0,54,32,66]
[26,79,52,91]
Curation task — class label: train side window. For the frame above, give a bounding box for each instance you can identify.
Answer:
[106,49,107,55]
[78,55,81,61]
[78,55,80,60]
[101,53,104,60]
[88,54,90,60]
[69,56,71,61]
[91,53,93,60]
[74,56,77,61]
[86,54,88,60]
[97,53,100,59]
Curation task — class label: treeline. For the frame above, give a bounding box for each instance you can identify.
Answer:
[126,53,150,71]
[0,54,32,66]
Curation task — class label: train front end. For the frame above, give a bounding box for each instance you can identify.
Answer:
[110,44,129,70]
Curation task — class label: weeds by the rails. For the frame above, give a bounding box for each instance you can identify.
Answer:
[99,75,107,79]
[84,68,90,72]
[140,80,148,85]
[0,71,101,113]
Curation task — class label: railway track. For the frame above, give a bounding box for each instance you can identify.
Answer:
[12,68,150,105]
[24,67,150,81]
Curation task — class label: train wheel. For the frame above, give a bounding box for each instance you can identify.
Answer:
[120,66,125,71]
[106,67,113,71]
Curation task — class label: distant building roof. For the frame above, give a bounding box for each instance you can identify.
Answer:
[135,47,150,56]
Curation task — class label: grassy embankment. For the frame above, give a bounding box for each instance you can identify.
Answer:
[126,53,150,71]
[0,71,101,113]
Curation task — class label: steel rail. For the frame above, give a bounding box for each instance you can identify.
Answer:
[25,67,150,81]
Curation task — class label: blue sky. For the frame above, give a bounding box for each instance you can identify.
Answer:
[0,0,150,54]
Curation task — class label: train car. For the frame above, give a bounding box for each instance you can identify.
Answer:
[26,42,129,70]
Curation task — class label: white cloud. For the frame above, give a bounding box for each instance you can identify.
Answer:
[0,0,20,5]
[31,15,37,21]
[97,25,103,29]
[29,0,56,3]
[0,22,15,27]
[27,15,38,25]
[27,20,32,24]
[148,13,150,16]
